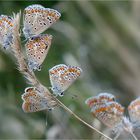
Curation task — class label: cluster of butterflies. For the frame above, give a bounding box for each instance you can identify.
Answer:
[0,4,83,113]
[0,4,61,71]
[22,64,82,112]
[86,93,140,139]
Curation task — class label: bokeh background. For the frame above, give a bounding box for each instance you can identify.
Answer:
[0,0,140,139]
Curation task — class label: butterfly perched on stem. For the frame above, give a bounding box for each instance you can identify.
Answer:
[85,93,139,139]
[22,87,57,113]
[23,4,61,38]
[0,15,14,49]
[25,34,52,71]
[49,64,82,97]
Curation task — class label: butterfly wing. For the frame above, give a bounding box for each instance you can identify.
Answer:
[128,97,140,123]
[98,93,116,102]
[49,64,68,96]
[49,64,82,96]
[22,87,57,113]
[85,96,99,108]
[22,87,44,102]
[0,15,13,49]
[25,34,52,71]
[22,102,48,113]
[59,65,82,92]
[23,4,61,38]
[91,101,124,128]
[85,93,115,108]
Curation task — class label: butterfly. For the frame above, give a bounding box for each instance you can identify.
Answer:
[23,4,61,38]
[128,97,140,124]
[86,93,124,128]
[0,15,14,49]
[22,87,57,113]
[49,64,82,97]
[86,93,139,139]
[25,34,52,71]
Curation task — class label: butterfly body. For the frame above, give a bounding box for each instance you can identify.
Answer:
[49,64,82,96]
[25,34,52,71]
[0,15,13,49]
[23,4,61,38]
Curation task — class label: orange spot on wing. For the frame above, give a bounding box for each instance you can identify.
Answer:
[128,100,140,110]
[22,102,31,112]
[88,99,98,108]
[94,107,107,114]
[31,9,34,13]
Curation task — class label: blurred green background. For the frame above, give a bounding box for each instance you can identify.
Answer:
[0,0,140,139]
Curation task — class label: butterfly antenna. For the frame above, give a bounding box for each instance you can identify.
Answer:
[71,94,78,100]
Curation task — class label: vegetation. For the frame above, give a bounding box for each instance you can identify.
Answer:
[0,1,140,139]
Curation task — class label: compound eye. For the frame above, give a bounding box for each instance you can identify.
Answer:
[60,92,64,96]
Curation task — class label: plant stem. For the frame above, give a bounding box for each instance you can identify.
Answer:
[56,98,112,140]
[12,12,112,140]
[130,132,138,140]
